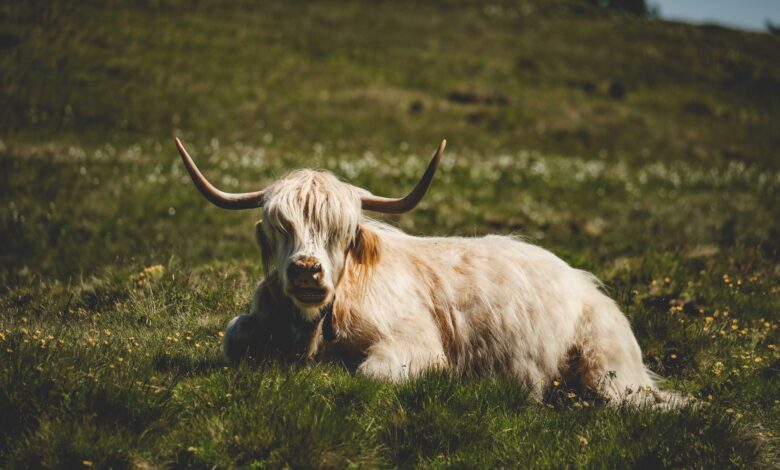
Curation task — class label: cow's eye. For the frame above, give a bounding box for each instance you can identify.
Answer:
[278,217,293,234]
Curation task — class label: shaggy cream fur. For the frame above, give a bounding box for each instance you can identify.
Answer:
[223,168,686,409]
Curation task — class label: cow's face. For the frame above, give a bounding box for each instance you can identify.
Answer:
[175,137,442,322]
[257,170,361,320]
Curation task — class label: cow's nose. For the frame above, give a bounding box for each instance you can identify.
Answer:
[287,258,323,284]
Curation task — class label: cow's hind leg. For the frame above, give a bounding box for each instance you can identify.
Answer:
[576,292,685,408]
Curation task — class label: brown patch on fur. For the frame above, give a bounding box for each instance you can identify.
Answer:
[325,296,373,360]
[560,346,602,391]
[328,225,382,347]
[428,274,451,356]
[348,225,381,291]
[431,290,460,362]
[452,251,475,276]
[303,192,312,223]
[578,349,605,392]
[353,225,381,266]
[446,307,462,360]
[409,254,462,363]
[559,347,584,389]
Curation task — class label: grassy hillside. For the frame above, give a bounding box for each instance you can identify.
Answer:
[1,1,779,468]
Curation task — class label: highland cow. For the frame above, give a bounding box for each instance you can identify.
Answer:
[177,137,683,407]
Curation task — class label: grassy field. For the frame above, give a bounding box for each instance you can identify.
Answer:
[1,0,779,468]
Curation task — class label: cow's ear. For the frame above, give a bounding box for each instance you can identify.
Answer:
[255,220,272,273]
[351,225,381,269]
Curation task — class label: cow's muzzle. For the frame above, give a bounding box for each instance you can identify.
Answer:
[287,258,327,304]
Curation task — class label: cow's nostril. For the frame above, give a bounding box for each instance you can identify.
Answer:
[312,263,322,273]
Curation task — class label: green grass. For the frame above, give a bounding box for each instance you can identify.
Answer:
[1,1,779,468]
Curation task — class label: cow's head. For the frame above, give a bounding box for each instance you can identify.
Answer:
[175,138,445,321]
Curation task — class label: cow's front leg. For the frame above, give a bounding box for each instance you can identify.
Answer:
[356,340,448,382]
[223,273,306,363]
[223,313,264,363]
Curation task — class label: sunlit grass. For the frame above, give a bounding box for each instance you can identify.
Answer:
[2,138,778,467]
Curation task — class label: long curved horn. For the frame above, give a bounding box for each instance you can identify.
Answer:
[360,139,446,214]
[175,138,266,210]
